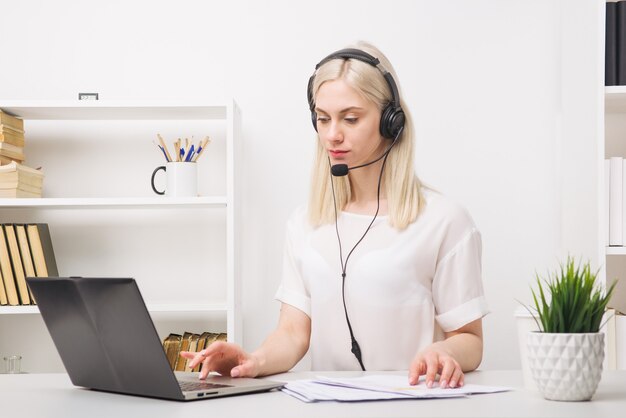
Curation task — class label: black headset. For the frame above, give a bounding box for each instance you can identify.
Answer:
[307,48,405,139]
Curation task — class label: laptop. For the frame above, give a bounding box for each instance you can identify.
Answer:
[26,276,284,401]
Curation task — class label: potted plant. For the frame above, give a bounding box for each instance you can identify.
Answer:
[526,257,616,401]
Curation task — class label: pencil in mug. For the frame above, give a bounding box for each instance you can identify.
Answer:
[176,138,183,162]
[153,140,170,162]
[157,134,173,162]
[192,136,211,162]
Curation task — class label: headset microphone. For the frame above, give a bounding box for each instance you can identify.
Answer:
[330,126,403,177]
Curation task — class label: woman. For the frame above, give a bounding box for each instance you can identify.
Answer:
[182,42,488,389]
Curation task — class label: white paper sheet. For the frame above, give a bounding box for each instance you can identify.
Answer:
[282,375,512,403]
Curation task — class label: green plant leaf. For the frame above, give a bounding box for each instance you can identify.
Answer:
[525,257,617,333]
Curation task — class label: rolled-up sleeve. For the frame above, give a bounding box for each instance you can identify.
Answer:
[432,228,489,332]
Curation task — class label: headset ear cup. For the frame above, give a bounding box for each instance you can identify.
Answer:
[311,111,318,132]
[380,105,405,139]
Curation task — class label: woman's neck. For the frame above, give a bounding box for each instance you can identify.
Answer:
[344,159,388,215]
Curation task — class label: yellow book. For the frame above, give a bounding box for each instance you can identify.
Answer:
[175,332,194,371]
[0,111,24,131]
[0,188,41,198]
[184,334,201,372]
[193,332,211,372]
[163,334,182,371]
[27,224,58,277]
[0,142,24,162]
[0,155,17,165]
[0,131,25,148]
[0,225,19,305]
[15,225,37,304]
[0,183,42,194]
[3,225,30,304]
[0,161,44,188]
[0,124,24,135]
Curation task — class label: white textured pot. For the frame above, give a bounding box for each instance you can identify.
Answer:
[527,332,604,401]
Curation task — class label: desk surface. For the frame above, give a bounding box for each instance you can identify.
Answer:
[1,370,625,418]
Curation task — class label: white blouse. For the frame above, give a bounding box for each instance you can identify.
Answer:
[275,188,488,371]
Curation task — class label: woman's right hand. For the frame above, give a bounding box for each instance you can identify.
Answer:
[180,341,261,380]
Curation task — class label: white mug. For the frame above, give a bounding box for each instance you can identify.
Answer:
[151,162,198,197]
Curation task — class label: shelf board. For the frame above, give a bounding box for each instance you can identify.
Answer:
[0,196,227,209]
[0,303,227,315]
[0,100,230,120]
[606,246,626,255]
[147,303,228,313]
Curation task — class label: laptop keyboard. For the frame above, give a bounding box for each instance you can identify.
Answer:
[178,380,232,392]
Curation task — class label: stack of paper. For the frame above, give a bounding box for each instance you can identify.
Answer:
[282,375,511,403]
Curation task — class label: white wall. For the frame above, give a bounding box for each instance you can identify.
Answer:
[0,0,600,372]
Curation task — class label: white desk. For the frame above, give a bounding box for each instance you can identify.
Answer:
[1,370,625,418]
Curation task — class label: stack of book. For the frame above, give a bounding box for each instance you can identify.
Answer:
[0,110,25,164]
[0,223,58,306]
[0,161,44,198]
[163,332,227,372]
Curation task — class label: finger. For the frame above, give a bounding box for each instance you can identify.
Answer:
[408,357,425,385]
[198,354,217,380]
[458,373,465,387]
[186,349,209,370]
[449,367,464,389]
[424,355,439,388]
[438,358,456,389]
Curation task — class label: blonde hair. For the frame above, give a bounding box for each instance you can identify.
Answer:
[307,41,424,229]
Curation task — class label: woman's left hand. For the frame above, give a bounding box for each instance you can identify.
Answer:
[408,344,464,389]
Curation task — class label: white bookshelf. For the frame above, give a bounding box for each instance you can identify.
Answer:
[0,100,242,349]
[602,1,626,371]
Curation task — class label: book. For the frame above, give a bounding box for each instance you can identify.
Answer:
[175,332,194,371]
[0,142,25,162]
[0,131,25,148]
[15,225,37,303]
[2,225,30,304]
[0,183,41,194]
[608,1,618,86]
[0,110,24,132]
[0,161,44,187]
[15,225,36,278]
[26,224,58,277]
[193,332,211,372]
[0,188,41,198]
[610,157,623,246]
[0,226,19,305]
[0,124,24,135]
[184,334,201,372]
[0,155,14,165]
[163,333,183,371]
